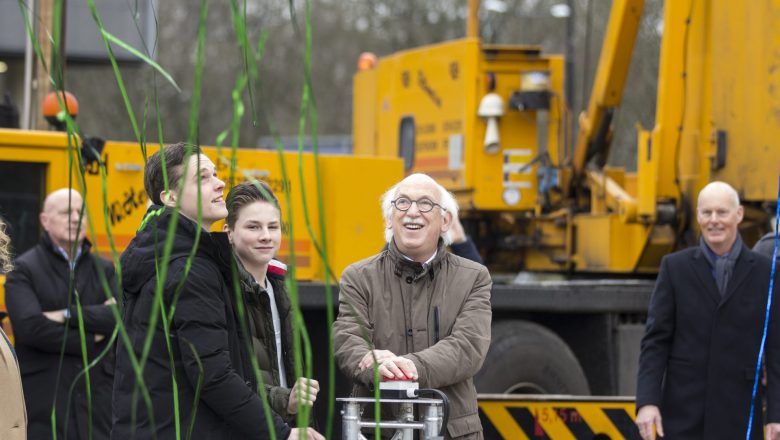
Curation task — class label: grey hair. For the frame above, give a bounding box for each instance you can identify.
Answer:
[697,181,741,209]
[380,173,458,245]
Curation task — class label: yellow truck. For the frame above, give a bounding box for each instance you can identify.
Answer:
[353,0,778,274]
[0,129,402,280]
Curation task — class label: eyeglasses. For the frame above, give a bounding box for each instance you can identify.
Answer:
[391,197,445,213]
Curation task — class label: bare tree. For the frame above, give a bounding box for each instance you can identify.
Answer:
[63,0,662,172]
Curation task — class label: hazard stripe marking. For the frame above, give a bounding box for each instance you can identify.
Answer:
[602,408,641,439]
[478,396,639,439]
[574,404,627,439]
[557,407,595,438]
[479,407,506,440]
[507,407,551,439]
[479,402,530,439]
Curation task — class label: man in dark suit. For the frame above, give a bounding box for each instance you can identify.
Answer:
[5,188,117,439]
[636,181,780,439]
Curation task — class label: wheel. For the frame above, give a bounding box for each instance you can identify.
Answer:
[474,320,590,395]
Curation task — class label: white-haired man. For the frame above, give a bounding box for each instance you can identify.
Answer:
[635,181,780,439]
[333,173,492,439]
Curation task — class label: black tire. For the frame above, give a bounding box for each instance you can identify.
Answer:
[474,320,590,395]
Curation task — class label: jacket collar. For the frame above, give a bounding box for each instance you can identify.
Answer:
[387,238,447,280]
[723,242,756,301]
[234,255,287,293]
[690,247,721,305]
[122,205,233,292]
[690,239,755,305]
[41,231,91,264]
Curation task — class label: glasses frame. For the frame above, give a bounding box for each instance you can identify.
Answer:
[391,197,445,213]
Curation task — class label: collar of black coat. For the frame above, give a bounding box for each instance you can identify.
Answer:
[691,236,757,300]
[699,233,743,268]
[121,205,233,293]
[388,238,446,280]
[694,233,748,263]
[233,254,287,292]
[41,230,91,262]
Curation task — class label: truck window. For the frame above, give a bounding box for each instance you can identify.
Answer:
[0,162,45,256]
[398,116,415,171]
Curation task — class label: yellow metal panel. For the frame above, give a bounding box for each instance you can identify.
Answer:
[374,39,476,187]
[708,0,780,201]
[523,216,570,272]
[318,155,404,279]
[472,54,558,211]
[0,130,71,205]
[546,56,566,168]
[83,141,147,264]
[651,0,705,202]
[623,173,637,198]
[636,129,656,220]
[607,218,652,272]
[0,129,402,282]
[574,215,611,269]
[574,215,652,272]
[460,40,481,195]
[0,128,71,148]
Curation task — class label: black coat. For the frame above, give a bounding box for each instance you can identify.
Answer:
[450,237,483,265]
[5,233,117,439]
[111,206,291,439]
[636,243,780,439]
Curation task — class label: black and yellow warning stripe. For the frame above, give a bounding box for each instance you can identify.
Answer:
[478,394,641,439]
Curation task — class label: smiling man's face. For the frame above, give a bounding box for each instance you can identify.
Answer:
[387,177,451,262]
[697,184,743,255]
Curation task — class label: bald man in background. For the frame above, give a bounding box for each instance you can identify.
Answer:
[5,188,117,439]
[635,181,780,439]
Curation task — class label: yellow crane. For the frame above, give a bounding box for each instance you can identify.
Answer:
[352,0,779,274]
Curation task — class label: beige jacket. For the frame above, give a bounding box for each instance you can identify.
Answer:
[334,240,492,439]
[0,327,26,439]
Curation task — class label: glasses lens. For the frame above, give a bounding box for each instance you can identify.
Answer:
[394,197,412,211]
[417,199,434,212]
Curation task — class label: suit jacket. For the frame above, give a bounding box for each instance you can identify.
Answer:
[5,233,117,439]
[636,242,780,439]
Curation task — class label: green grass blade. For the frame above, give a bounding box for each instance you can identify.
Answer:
[100,30,181,93]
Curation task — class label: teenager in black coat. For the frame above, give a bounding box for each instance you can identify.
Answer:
[111,144,322,439]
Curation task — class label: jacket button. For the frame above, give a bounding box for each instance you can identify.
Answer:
[407,328,413,337]
[406,276,413,284]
